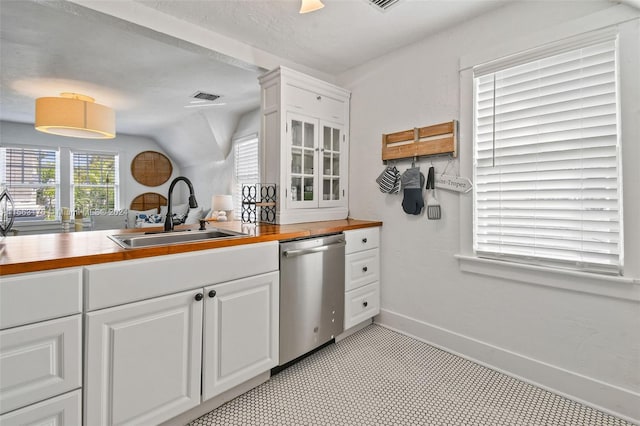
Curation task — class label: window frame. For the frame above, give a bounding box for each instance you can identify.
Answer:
[457,12,640,300]
[471,36,622,275]
[70,150,120,217]
[0,145,60,223]
[232,133,260,219]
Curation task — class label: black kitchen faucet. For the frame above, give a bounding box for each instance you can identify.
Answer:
[164,176,198,232]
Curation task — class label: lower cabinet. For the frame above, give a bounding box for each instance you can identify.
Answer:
[84,271,279,425]
[343,227,381,331]
[0,389,81,426]
[84,289,203,426]
[202,271,279,401]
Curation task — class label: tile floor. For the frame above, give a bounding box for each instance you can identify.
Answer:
[190,324,634,425]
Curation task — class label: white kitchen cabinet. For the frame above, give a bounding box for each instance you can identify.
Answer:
[0,389,81,426]
[260,66,351,224]
[83,242,280,425]
[202,271,279,401]
[343,227,381,330]
[84,289,203,426]
[0,268,82,422]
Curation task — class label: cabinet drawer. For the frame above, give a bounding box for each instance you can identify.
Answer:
[345,248,380,292]
[0,389,81,426]
[344,282,380,330]
[344,227,380,254]
[285,84,345,122]
[85,241,279,311]
[0,315,81,414]
[0,268,82,330]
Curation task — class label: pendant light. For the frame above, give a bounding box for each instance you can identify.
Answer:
[35,92,116,139]
[299,0,324,14]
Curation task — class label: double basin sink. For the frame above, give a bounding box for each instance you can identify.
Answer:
[108,228,247,249]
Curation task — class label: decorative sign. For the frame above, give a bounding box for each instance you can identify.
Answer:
[436,174,472,193]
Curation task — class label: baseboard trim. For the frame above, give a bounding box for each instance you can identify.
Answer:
[376,309,640,424]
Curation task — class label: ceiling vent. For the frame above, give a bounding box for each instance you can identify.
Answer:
[191,91,221,102]
[366,0,400,12]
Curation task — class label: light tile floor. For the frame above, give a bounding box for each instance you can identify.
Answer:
[190,324,634,425]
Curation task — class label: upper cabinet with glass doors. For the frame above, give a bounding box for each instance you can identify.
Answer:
[260,67,350,224]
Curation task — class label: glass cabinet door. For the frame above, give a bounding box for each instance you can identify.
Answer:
[320,123,344,207]
[288,113,317,208]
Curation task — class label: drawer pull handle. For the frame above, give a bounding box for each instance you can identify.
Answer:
[194,293,204,301]
[362,266,368,272]
[362,238,368,243]
[208,290,217,298]
[363,301,368,307]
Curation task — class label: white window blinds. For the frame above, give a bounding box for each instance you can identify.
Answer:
[473,38,622,274]
[71,152,119,214]
[234,136,259,217]
[0,147,59,221]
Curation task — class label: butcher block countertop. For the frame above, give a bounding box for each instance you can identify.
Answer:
[0,219,382,275]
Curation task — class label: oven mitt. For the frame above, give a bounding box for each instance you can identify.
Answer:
[401,167,425,215]
[376,166,401,194]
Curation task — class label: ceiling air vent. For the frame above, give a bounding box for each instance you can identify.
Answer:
[191,91,221,102]
[366,0,400,12]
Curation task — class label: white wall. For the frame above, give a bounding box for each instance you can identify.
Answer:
[1,120,181,232]
[340,2,639,422]
[181,107,260,213]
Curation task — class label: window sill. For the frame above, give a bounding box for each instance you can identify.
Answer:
[455,254,640,302]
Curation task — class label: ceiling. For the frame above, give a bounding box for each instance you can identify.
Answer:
[132,0,513,75]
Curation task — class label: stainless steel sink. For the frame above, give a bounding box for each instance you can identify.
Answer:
[108,228,247,249]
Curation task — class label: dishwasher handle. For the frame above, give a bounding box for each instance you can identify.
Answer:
[282,240,346,258]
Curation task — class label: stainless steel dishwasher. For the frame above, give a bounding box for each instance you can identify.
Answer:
[278,233,345,366]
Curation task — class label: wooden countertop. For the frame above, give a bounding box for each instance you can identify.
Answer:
[0,219,382,276]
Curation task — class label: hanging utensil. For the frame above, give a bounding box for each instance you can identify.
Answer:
[426,166,441,220]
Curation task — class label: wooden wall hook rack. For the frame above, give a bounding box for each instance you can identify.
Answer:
[381,120,458,162]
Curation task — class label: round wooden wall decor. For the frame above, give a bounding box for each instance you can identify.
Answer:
[131,151,173,186]
[130,192,167,212]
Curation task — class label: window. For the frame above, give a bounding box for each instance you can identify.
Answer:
[233,135,260,218]
[71,152,119,216]
[473,37,622,275]
[0,147,59,222]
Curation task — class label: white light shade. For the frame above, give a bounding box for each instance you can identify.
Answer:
[299,0,324,14]
[212,195,233,211]
[35,93,115,139]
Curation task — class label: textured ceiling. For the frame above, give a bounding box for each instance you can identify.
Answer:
[134,0,512,75]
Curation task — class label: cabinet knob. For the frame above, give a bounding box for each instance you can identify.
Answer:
[316,95,322,101]
[362,266,368,272]
[363,301,368,308]
[194,293,204,301]
[208,290,217,298]
[362,238,368,243]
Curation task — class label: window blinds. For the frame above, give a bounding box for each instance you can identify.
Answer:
[71,152,119,212]
[0,147,59,220]
[473,38,622,274]
[234,136,259,217]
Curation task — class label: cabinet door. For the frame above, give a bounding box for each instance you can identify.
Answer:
[85,290,203,426]
[202,271,279,401]
[287,112,318,209]
[319,121,346,208]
